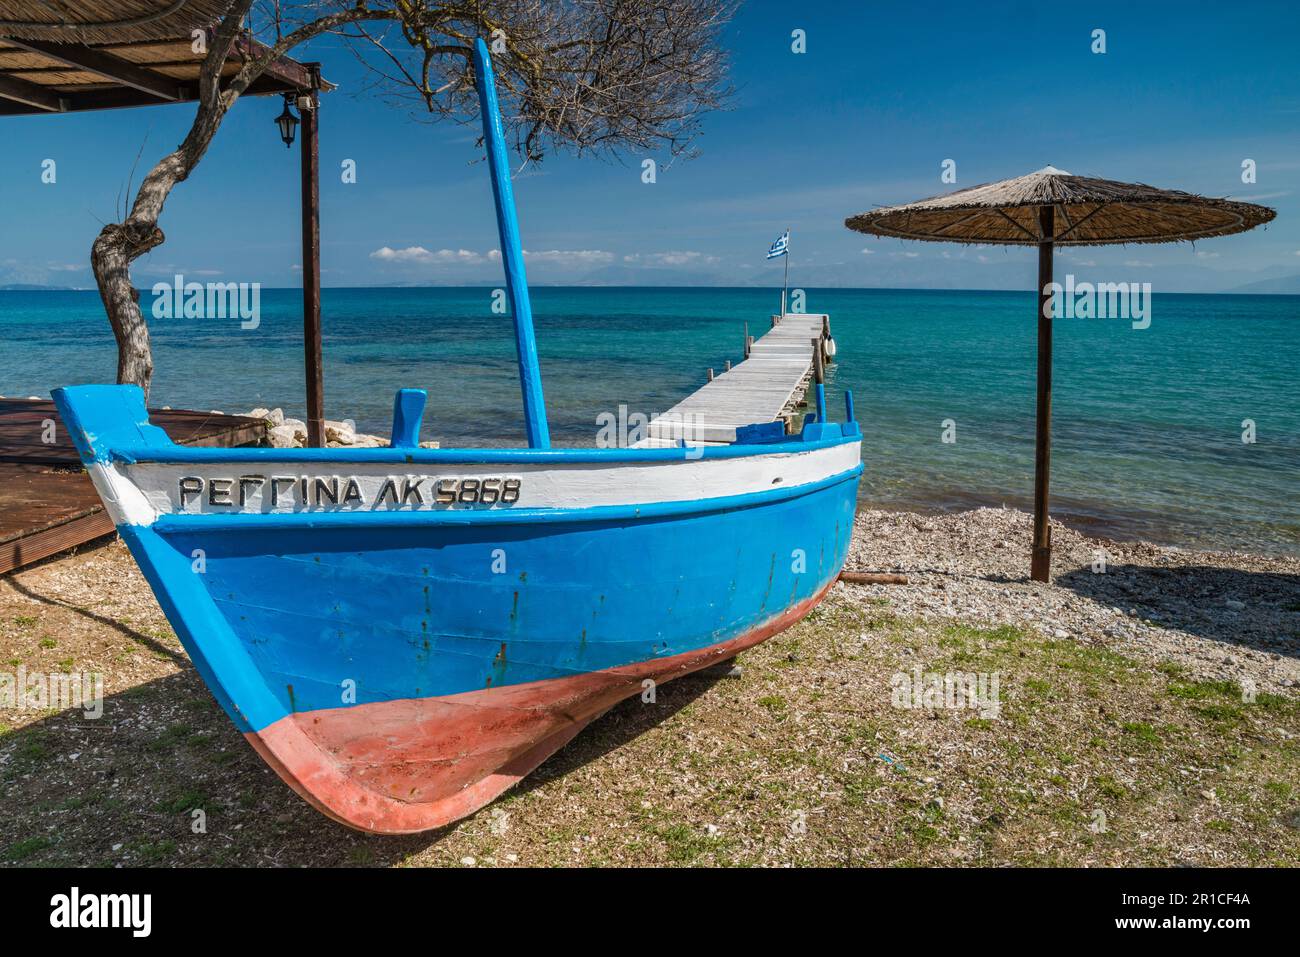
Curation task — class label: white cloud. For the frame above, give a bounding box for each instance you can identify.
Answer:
[860,248,875,255]
[135,264,223,277]
[622,251,717,267]
[369,246,487,264]
[369,245,615,270]
[1123,259,1153,268]
[524,249,614,265]
[1195,250,1220,259]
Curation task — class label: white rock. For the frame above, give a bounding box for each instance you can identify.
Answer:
[325,420,356,445]
[268,424,302,448]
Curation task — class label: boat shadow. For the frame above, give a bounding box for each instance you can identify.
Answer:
[1053,562,1300,662]
[5,573,187,668]
[0,664,725,867]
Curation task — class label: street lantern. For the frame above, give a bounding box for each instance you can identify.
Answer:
[274,95,298,148]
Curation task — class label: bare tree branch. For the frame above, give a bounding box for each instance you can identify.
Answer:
[91,0,736,395]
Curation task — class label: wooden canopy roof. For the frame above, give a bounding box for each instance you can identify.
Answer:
[0,1,329,116]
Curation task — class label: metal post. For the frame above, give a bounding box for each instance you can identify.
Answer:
[1031,204,1056,583]
[299,65,324,449]
[781,227,790,317]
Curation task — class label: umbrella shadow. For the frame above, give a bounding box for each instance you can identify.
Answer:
[0,663,725,867]
[1054,562,1300,661]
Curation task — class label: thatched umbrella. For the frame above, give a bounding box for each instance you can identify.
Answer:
[846,166,1275,582]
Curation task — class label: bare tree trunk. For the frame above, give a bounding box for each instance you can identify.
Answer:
[93,218,163,393]
[89,2,382,397]
[90,8,247,399]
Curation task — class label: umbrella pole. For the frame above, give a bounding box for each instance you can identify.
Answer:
[1031,205,1055,582]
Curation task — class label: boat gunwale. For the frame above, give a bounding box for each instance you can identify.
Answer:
[110,430,862,466]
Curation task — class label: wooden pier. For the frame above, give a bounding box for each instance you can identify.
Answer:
[637,313,833,446]
[0,399,264,575]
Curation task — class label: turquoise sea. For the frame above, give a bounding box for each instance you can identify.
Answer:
[1,287,1296,555]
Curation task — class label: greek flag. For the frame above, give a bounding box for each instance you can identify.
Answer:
[766,230,789,260]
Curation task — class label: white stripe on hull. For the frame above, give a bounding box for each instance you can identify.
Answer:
[92,441,862,527]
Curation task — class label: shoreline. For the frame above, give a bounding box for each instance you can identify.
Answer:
[231,405,1300,561]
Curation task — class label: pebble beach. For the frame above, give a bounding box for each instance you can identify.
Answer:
[1,501,1296,866]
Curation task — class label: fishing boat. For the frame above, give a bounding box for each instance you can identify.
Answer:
[51,40,863,834]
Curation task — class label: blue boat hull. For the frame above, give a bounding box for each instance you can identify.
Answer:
[53,383,862,832]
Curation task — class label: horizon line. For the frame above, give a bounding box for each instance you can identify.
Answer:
[3,284,1299,297]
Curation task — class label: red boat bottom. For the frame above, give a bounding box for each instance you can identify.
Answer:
[245,583,833,834]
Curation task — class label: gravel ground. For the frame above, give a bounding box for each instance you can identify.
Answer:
[847,507,1300,695]
[0,507,1296,867]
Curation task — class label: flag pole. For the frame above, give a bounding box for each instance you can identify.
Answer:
[782,227,790,317]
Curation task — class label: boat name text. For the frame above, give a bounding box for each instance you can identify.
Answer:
[176,475,522,509]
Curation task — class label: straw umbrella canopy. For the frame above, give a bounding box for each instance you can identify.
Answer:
[846,166,1275,582]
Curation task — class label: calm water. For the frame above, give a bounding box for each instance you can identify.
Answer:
[1,287,1296,554]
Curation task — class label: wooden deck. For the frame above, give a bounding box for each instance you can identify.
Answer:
[0,399,265,575]
[636,313,830,446]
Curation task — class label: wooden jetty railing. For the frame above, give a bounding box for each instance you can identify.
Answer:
[635,313,834,447]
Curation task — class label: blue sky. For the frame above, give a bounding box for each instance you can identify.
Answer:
[2,0,1299,292]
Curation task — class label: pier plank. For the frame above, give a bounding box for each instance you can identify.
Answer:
[635,314,830,446]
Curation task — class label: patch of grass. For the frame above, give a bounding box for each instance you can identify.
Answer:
[129,839,176,865]
[5,835,51,861]
[147,723,195,752]
[1263,780,1293,801]
[648,822,731,865]
[37,637,56,650]
[1191,703,1246,725]
[157,788,208,815]
[757,695,786,713]
[1094,775,1128,800]
[1169,679,1241,701]
[1253,693,1294,715]
[1121,722,1162,745]
[13,616,37,628]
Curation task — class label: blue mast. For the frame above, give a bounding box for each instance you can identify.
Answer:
[473,38,551,449]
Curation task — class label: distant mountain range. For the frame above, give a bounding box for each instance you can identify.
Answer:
[0,283,81,291]
[1224,274,1300,295]
[5,276,1300,294]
